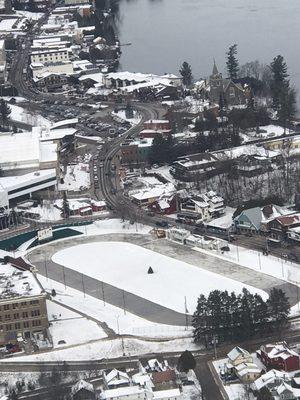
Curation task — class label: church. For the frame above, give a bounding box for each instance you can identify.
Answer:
[208,61,247,106]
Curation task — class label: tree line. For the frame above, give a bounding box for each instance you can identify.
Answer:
[192,287,290,346]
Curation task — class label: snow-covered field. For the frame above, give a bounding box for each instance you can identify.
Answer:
[111,109,141,126]
[52,241,268,314]
[47,301,106,347]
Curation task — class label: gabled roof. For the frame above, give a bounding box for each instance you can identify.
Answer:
[227,346,251,362]
[274,213,300,227]
[253,369,290,391]
[105,369,130,384]
[152,369,176,384]
[71,380,94,395]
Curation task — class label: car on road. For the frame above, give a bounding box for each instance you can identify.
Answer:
[155,221,168,228]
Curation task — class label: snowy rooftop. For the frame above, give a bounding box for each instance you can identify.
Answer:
[153,389,181,399]
[51,118,78,129]
[0,169,56,191]
[0,264,42,300]
[100,386,147,399]
[0,132,40,166]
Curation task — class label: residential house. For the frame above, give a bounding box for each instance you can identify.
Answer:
[235,362,261,383]
[227,347,253,367]
[258,343,300,372]
[179,197,210,222]
[234,204,290,234]
[100,386,152,400]
[152,370,178,391]
[202,191,225,217]
[149,195,177,215]
[171,153,219,181]
[267,214,300,241]
[252,369,291,393]
[71,380,95,400]
[33,72,68,92]
[153,389,181,400]
[167,228,190,244]
[140,120,172,139]
[103,369,131,389]
[273,382,300,400]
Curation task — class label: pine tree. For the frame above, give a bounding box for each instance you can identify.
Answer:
[192,294,208,345]
[0,98,11,127]
[226,44,239,80]
[149,133,167,165]
[268,288,290,334]
[177,350,196,372]
[257,387,273,400]
[179,61,193,86]
[270,55,289,111]
[278,87,296,133]
[62,191,70,219]
[252,293,268,336]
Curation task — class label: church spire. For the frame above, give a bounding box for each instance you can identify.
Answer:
[212,58,219,75]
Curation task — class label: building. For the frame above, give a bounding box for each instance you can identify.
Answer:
[208,61,247,106]
[71,380,95,400]
[31,48,70,64]
[120,138,153,166]
[179,198,210,222]
[0,131,58,172]
[258,343,300,372]
[227,346,253,367]
[234,362,261,383]
[33,72,68,92]
[100,386,152,400]
[0,169,57,209]
[0,39,6,84]
[140,120,172,139]
[171,153,219,180]
[0,263,49,346]
[103,369,131,389]
[253,369,291,392]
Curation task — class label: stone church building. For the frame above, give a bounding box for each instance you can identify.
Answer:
[208,61,247,106]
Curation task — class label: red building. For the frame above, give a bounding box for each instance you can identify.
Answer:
[140,119,172,139]
[258,342,300,372]
[149,195,177,215]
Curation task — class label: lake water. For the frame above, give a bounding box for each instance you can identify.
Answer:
[117,0,300,101]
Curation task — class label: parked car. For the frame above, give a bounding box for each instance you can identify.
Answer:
[155,221,168,228]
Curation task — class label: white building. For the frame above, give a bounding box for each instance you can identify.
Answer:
[0,131,58,172]
[0,169,57,208]
[31,48,70,64]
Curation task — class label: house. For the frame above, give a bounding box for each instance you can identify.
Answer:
[100,386,152,400]
[152,370,177,391]
[234,204,290,234]
[273,382,300,400]
[140,120,172,139]
[167,228,190,244]
[267,214,300,240]
[227,347,253,367]
[34,72,68,92]
[153,389,181,400]
[149,195,177,215]
[103,369,131,389]
[171,153,219,181]
[258,343,300,372]
[71,380,95,400]
[129,184,175,207]
[235,362,261,383]
[202,191,225,217]
[208,61,247,106]
[179,198,210,222]
[253,369,291,392]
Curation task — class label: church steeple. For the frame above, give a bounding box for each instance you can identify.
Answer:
[212,59,219,76]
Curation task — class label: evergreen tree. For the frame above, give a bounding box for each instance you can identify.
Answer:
[8,389,18,400]
[148,134,174,165]
[278,87,297,133]
[270,55,289,111]
[62,191,70,219]
[179,61,193,86]
[0,98,11,127]
[192,294,208,345]
[268,288,290,334]
[226,44,239,80]
[177,350,196,372]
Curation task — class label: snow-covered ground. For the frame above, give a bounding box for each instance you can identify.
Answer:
[47,301,106,347]
[51,241,268,314]
[2,335,199,362]
[40,276,193,338]
[58,163,90,192]
[9,104,51,127]
[111,109,141,126]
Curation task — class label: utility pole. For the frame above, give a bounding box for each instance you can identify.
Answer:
[258,252,261,270]
[44,254,48,281]
[122,290,126,315]
[184,296,189,330]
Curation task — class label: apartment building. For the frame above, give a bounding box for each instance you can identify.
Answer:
[0,263,49,345]
[31,48,69,64]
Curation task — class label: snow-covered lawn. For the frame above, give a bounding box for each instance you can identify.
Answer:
[58,163,90,192]
[39,276,193,338]
[9,104,51,127]
[47,301,106,347]
[52,241,268,314]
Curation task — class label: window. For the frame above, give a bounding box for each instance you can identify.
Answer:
[3,305,9,311]
[5,314,10,320]
[23,321,29,328]
[22,312,28,318]
[31,310,40,317]
[32,320,41,327]
[6,324,12,331]
[15,323,21,330]
[30,300,39,306]
[21,302,27,307]
[13,313,19,320]
[12,303,18,309]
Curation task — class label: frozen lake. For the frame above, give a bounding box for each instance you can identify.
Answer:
[118,0,300,102]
